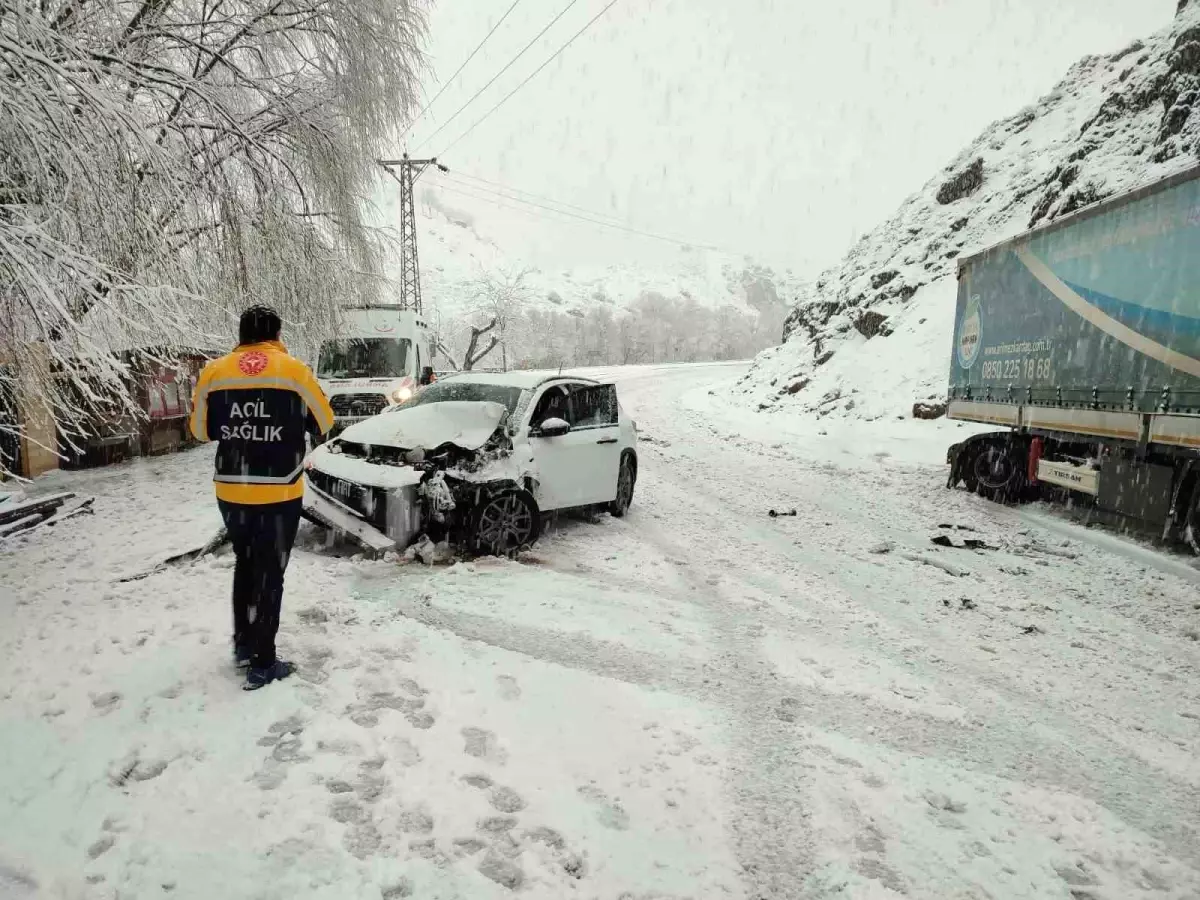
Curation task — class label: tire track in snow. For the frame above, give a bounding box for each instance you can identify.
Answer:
[622,378,1200,871]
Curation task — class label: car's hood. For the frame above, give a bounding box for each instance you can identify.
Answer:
[339,400,507,451]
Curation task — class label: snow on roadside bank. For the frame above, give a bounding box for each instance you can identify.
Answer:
[665,307,994,471]
[0,448,742,899]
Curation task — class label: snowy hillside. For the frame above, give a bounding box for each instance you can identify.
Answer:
[376,190,800,347]
[740,1,1200,420]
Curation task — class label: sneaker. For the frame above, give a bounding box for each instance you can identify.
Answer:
[233,645,252,670]
[243,659,295,692]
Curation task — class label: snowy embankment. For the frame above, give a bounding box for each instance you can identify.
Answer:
[2,362,1199,899]
[742,2,1200,417]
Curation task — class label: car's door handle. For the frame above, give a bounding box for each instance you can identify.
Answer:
[596,437,619,444]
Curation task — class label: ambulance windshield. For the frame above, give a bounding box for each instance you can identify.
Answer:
[317,338,411,379]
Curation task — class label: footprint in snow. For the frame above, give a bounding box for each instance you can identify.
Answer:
[87,836,115,859]
[390,736,421,767]
[0,865,38,898]
[348,706,380,728]
[462,727,507,763]
[495,674,521,700]
[380,878,413,899]
[343,822,382,860]
[478,815,518,834]
[407,838,450,866]
[398,806,435,834]
[328,797,368,825]
[776,697,802,723]
[452,837,487,857]
[524,826,587,880]
[577,784,630,831]
[355,768,388,803]
[478,852,524,890]
[91,691,122,714]
[489,786,527,813]
[108,753,168,787]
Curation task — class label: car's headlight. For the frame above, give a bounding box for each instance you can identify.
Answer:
[392,387,413,403]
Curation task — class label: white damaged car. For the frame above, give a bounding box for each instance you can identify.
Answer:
[303,372,638,555]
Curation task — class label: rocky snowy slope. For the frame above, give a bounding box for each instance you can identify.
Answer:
[740,1,1200,421]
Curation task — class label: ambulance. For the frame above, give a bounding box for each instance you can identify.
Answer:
[315,306,435,435]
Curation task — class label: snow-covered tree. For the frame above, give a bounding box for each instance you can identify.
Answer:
[0,0,427,475]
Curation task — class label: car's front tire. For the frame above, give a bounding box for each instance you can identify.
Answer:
[609,454,636,518]
[467,488,541,556]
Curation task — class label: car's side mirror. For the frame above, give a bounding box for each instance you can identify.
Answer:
[419,366,435,386]
[533,417,571,438]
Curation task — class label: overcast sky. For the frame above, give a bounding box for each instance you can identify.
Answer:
[391,0,1175,277]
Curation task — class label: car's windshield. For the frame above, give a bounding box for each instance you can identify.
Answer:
[393,380,524,414]
[317,338,410,378]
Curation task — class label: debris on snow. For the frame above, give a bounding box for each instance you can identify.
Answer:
[116,528,229,583]
[912,400,948,420]
[868,540,895,554]
[768,508,798,518]
[0,492,90,541]
[931,534,997,550]
[402,535,455,565]
[902,552,969,578]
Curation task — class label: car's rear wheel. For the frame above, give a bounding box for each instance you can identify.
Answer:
[468,489,541,556]
[609,454,636,518]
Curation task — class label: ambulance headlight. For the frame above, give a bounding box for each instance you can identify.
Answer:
[391,387,413,403]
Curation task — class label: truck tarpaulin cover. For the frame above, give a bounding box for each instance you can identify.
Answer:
[950,170,1200,412]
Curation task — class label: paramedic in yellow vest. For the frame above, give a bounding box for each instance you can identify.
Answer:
[189,306,334,691]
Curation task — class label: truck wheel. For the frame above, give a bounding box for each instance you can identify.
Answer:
[467,489,541,557]
[972,443,1025,503]
[1184,482,1200,555]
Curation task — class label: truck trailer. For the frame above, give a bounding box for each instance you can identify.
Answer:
[945,165,1200,548]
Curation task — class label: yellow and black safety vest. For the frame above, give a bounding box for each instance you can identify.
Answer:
[189,340,334,505]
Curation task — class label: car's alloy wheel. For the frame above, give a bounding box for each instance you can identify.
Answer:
[609,456,636,518]
[471,490,540,556]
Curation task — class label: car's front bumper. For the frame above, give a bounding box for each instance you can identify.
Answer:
[303,468,424,550]
[303,484,398,553]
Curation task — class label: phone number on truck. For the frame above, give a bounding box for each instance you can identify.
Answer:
[980,357,1053,382]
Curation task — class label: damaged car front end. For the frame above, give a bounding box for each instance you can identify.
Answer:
[303,384,538,556]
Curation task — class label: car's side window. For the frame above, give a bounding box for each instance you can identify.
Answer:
[529,384,571,428]
[569,384,618,429]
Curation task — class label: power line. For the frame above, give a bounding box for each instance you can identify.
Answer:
[437,171,743,254]
[431,175,746,256]
[412,0,585,154]
[440,171,628,227]
[438,0,621,156]
[446,169,628,224]
[399,0,523,142]
[434,179,635,233]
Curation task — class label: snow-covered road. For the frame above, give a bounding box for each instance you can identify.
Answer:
[3,362,1199,900]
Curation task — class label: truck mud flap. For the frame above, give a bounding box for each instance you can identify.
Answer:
[303,485,397,554]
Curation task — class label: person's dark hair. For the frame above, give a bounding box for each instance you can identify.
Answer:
[238,305,282,345]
